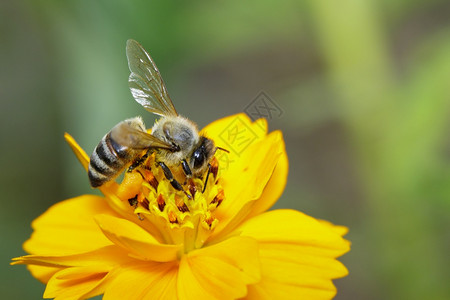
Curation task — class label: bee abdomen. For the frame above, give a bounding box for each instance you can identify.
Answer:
[88,133,130,187]
[107,133,133,159]
[88,167,110,188]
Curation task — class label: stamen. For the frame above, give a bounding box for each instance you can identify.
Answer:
[117,152,226,249]
[211,189,224,206]
[140,197,149,210]
[175,195,189,213]
[157,194,165,211]
[168,211,178,224]
[210,157,219,179]
[204,214,215,228]
[188,179,197,198]
[141,168,158,190]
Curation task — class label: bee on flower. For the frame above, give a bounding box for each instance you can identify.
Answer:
[12,40,350,300]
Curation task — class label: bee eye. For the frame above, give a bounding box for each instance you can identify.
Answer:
[192,147,205,169]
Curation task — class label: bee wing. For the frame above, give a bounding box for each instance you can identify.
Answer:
[111,121,173,150]
[126,39,178,117]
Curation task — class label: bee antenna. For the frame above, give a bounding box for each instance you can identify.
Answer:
[202,164,212,194]
[215,146,230,153]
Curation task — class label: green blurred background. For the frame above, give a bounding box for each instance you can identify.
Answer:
[2,0,450,299]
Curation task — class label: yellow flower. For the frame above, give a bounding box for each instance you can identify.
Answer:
[12,114,350,299]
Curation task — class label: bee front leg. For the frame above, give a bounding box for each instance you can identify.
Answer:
[181,159,192,184]
[158,162,192,199]
[202,163,212,193]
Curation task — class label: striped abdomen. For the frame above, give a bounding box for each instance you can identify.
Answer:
[88,132,139,187]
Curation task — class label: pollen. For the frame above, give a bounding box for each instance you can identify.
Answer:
[119,153,226,251]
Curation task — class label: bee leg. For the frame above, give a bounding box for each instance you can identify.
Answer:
[128,151,150,172]
[128,195,138,207]
[181,159,192,184]
[127,195,143,221]
[158,162,192,199]
[202,163,212,193]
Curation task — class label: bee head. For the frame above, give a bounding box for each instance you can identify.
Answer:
[190,137,215,176]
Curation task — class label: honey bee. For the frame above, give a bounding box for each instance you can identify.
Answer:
[88,39,223,194]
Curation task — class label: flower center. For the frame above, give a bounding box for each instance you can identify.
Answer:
[115,154,224,253]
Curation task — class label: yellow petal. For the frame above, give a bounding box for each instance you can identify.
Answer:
[103,261,178,300]
[210,131,284,241]
[22,247,126,285]
[64,133,89,172]
[238,209,350,256]
[17,194,124,284]
[94,214,183,262]
[237,210,350,300]
[12,245,133,269]
[27,265,63,284]
[23,195,116,256]
[318,219,349,237]
[192,236,261,285]
[244,135,288,219]
[55,265,109,280]
[201,113,268,152]
[177,258,216,299]
[256,246,348,279]
[14,246,134,299]
[201,113,268,181]
[178,236,260,300]
[179,256,249,299]
[102,190,168,244]
[44,266,109,300]
[246,278,337,300]
[14,247,132,298]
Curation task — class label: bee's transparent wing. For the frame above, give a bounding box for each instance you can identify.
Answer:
[126,39,178,117]
[111,121,173,150]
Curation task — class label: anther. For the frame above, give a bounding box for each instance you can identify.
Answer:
[211,189,224,206]
[210,157,219,179]
[204,214,215,228]
[157,194,166,212]
[175,195,189,213]
[168,211,178,224]
[136,168,159,190]
[146,171,159,190]
[141,197,149,210]
[188,179,197,198]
